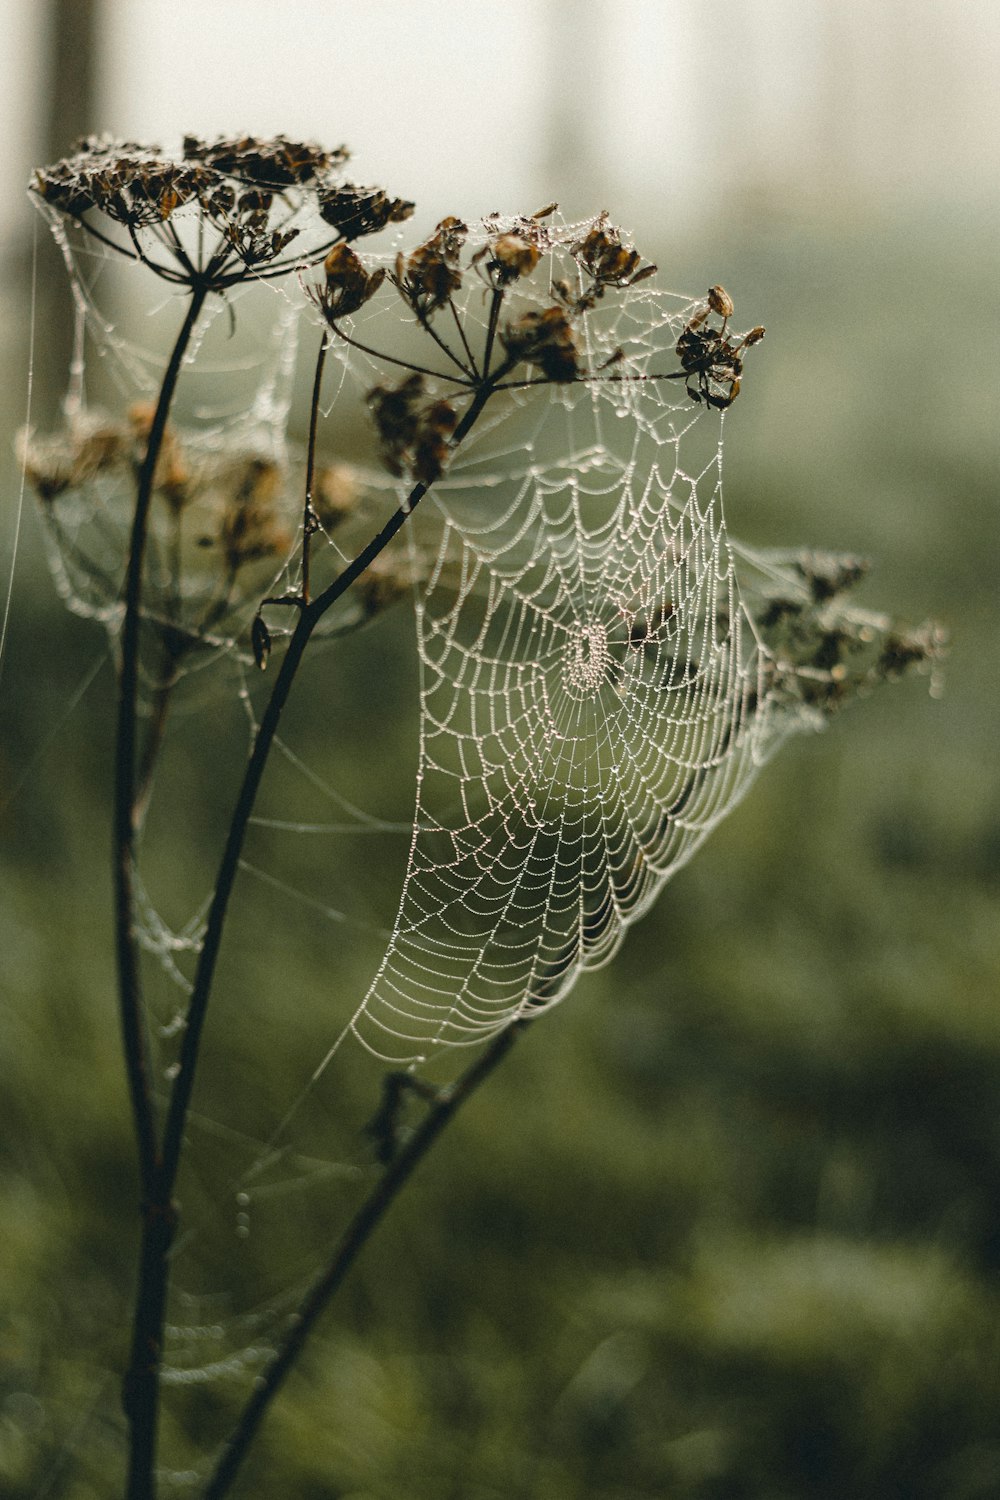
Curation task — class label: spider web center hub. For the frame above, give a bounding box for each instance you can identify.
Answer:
[563,619,614,701]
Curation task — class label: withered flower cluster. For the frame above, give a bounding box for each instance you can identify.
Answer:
[31,134,413,292]
[393,216,468,315]
[751,551,946,715]
[309,243,387,321]
[499,306,580,382]
[367,375,458,485]
[675,284,766,409]
[302,209,767,492]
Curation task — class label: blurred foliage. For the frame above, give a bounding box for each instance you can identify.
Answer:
[1,210,998,1499]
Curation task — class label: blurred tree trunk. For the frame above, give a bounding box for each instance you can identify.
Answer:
[37,0,100,422]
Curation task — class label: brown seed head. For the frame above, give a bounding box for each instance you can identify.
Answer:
[318,244,386,319]
[397,217,467,312]
[500,306,580,382]
[318,183,414,240]
[707,285,735,319]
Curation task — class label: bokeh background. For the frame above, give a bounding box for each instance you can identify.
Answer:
[1,3,998,1497]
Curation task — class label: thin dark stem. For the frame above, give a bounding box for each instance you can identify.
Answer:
[301,330,328,604]
[126,220,186,285]
[481,287,504,378]
[449,294,479,378]
[66,211,139,262]
[412,303,474,379]
[158,378,496,1202]
[328,323,473,387]
[495,368,690,392]
[134,650,181,830]
[114,281,206,1198]
[201,1020,526,1500]
[212,235,346,291]
[116,280,207,1500]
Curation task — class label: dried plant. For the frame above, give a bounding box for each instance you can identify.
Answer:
[22,134,943,1500]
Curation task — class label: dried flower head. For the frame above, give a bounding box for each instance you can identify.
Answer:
[309,243,386,323]
[499,306,580,382]
[182,134,347,188]
[31,134,410,293]
[675,288,764,409]
[573,220,656,292]
[470,230,543,288]
[219,458,292,572]
[318,183,414,241]
[394,217,468,314]
[367,375,458,483]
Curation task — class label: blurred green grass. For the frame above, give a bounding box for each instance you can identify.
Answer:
[1,212,998,1498]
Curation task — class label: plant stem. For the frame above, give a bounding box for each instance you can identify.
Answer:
[301,330,328,605]
[160,377,495,1197]
[116,280,207,1500]
[114,282,206,1194]
[120,373,500,1500]
[202,1020,526,1500]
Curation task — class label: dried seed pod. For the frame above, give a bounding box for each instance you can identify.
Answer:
[314,244,386,320]
[250,612,272,670]
[707,284,735,319]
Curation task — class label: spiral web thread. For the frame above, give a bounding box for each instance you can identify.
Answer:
[346,420,800,1063]
[24,197,825,1073]
[22,188,935,1434]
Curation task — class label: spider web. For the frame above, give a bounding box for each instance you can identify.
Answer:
[22,198,830,1074]
[341,345,800,1062]
[17,190,944,1473]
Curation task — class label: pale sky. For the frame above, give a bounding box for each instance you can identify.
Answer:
[3,0,998,245]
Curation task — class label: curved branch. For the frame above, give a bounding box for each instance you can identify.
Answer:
[202,1020,526,1500]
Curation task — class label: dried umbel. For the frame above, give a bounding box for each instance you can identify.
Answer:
[303,211,770,494]
[675,287,765,408]
[31,134,413,292]
[499,306,580,382]
[751,550,947,715]
[309,243,386,321]
[393,217,468,315]
[367,375,458,484]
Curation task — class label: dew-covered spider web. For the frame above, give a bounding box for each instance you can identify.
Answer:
[16,175,945,1478]
[342,400,809,1064]
[21,193,914,1082]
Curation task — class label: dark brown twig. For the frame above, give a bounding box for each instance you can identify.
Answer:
[201,1019,526,1500]
[115,280,207,1500]
[301,329,329,604]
